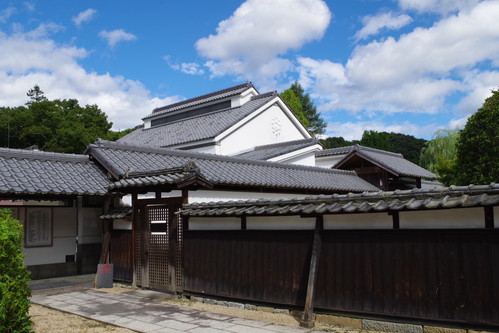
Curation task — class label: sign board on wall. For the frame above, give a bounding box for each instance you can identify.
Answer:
[25,207,52,247]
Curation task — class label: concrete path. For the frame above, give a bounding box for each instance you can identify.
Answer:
[31,289,320,333]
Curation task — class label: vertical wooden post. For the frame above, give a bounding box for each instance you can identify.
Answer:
[131,193,138,288]
[301,215,323,328]
[484,206,494,229]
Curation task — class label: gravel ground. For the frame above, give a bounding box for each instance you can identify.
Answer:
[30,303,134,333]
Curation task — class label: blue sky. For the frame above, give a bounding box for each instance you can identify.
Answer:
[1,0,498,140]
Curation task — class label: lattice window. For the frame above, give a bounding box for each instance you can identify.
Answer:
[176,213,184,291]
[133,207,142,285]
[147,206,170,288]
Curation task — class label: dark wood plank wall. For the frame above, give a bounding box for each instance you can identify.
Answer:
[110,230,133,282]
[183,228,499,327]
[184,230,313,305]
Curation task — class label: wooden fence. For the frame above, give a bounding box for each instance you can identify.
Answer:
[183,229,499,328]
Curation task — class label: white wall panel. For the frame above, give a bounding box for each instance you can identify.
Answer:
[247,216,315,230]
[324,213,392,229]
[189,217,241,230]
[399,208,484,229]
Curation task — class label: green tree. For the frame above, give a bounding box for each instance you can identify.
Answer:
[280,82,326,137]
[0,86,116,153]
[26,85,47,103]
[419,129,459,185]
[360,130,427,164]
[280,89,308,127]
[0,209,32,332]
[455,88,499,185]
[320,136,357,149]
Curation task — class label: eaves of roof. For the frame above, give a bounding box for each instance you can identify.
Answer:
[335,149,437,179]
[179,183,499,217]
[87,140,380,194]
[142,82,255,120]
[0,147,111,197]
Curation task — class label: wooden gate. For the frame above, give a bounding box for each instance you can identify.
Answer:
[133,198,183,292]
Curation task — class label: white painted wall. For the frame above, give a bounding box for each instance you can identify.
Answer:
[315,154,347,168]
[188,190,309,204]
[268,145,322,166]
[189,217,241,230]
[247,216,315,230]
[21,207,77,266]
[399,207,485,229]
[219,104,308,156]
[324,213,392,229]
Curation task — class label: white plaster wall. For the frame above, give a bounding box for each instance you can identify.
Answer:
[188,190,308,204]
[219,104,308,155]
[189,217,241,230]
[21,207,77,266]
[324,213,392,229]
[399,208,484,229]
[247,216,315,230]
[315,155,347,168]
[53,208,77,237]
[188,144,219,155]
[24,237,76,266]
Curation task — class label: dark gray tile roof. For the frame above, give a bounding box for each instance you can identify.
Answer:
[142,82,255,120]
[100,206,132,219]
[319,145,436,179]
[0,148,110,197]
[315,145,359,157]
[88,140,379,193]
[234,138,320,161]
[180,183,499,217]
[117,93,276,148]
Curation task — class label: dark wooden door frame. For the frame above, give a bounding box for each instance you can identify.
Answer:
[132,197,182,292]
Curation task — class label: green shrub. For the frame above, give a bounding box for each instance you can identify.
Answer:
[0,209,32,332]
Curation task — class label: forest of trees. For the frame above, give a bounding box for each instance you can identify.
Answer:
[0,86,133,154]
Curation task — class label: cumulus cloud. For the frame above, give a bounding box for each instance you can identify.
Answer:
[72,8,96,27]
[325,120,441,141]
[99,29,137,48]
[195,0,331,84]
[0,6,16,23]
[298,1,499,118]
[398,0,481,14]
[0,27,175,129]
[355,12,412,41]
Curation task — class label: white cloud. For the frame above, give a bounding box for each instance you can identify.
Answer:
[195,0,331,85]
[0,7,16,23]
[298,1,499,117]
[326,120,441,141]
[99,29,137,48]
[0,27,175,129]
[355,12,412,41]
[398,0,481,14]
[178,63,205,75]
[73,9,97,27]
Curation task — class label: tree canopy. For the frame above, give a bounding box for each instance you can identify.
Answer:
[0,86,131,154]
[360,130,427,164]
[419,129,459,185]
[280,82,326,137]
[454,88,499,185]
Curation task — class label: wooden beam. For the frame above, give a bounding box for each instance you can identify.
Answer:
[301,215,323,328]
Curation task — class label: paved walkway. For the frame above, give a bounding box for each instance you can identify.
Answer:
[31,288,320,333]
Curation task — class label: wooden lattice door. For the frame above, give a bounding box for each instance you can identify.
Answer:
[134,199,182,292]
